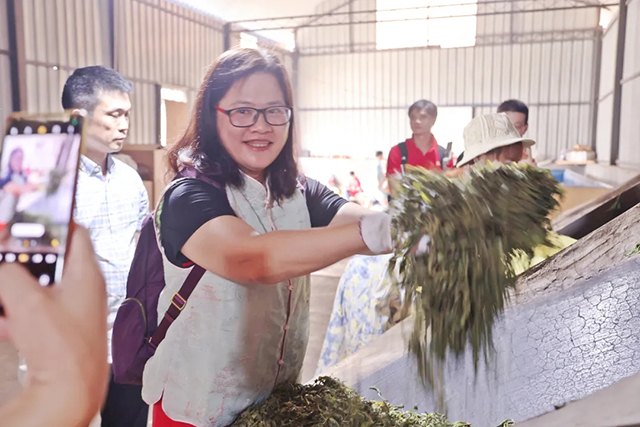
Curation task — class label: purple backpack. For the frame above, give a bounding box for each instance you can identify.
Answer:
[111,168,213,385]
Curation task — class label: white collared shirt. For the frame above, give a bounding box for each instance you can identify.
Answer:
[74,155,149,362]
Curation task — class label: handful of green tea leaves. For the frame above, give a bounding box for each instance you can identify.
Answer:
[388,162,561,404]
[231,376,471,427]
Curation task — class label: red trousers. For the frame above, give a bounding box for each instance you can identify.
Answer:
[153,400,195,427]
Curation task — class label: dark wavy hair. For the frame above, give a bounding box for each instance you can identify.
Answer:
[168,48,298,202]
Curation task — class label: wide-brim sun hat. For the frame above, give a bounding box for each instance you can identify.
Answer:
[457,113,535,167]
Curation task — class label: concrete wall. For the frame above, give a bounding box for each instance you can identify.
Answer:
[596,18,618,164]
[2,0,631,168]
[21,0,110,112]
[618,0,640,169]
[8,0,226,146]
[113,0,226,145]
[596,0,640,169]
[0,0,108,136]
[295,0,600,161]
[5,0,293,147]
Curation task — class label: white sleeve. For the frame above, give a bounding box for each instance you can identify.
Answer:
[137,179,150,230]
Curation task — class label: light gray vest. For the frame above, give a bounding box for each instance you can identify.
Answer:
[142,175,311,427]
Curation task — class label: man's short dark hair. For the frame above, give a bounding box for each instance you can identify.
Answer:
[408,100,438,118]
[375,151,383,157]
[497,99,529,125]
[61,66,133,112]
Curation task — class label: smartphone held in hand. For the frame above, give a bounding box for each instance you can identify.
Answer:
[0,111,85,286]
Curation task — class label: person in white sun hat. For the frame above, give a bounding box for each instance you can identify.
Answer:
[451,111,575,274]
[456,112,535,168]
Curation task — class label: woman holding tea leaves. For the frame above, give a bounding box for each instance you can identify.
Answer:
[140,48,429,427]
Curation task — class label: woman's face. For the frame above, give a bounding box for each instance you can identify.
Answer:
[216,72,290,183]
[482,142,524,164]
[10,150,23,172]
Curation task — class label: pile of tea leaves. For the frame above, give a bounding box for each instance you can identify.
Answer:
[231,376,472,427]
[388,162,561,405]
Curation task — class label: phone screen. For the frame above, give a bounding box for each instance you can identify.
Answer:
[0,116,82,285]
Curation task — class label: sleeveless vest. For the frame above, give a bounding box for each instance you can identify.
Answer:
[142,174,311,427]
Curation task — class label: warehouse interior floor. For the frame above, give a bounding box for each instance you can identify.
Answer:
[301,258,350,383]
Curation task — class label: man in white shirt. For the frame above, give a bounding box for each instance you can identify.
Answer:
[62,66,149,426]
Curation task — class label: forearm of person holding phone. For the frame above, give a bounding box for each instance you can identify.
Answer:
[0,227,109,427]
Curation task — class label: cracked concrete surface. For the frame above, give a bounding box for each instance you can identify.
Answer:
[514,204,640,306]
[348,258,640,426]
[519,370,640,427]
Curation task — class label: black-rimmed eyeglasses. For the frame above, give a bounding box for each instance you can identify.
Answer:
[215,105,293,128]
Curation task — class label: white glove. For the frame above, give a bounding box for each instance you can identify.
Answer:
[359,212,393,254]
[358,213,431,256]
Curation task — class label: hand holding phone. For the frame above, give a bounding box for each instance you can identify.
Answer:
[0,112,84,286]
[0,227,109,426]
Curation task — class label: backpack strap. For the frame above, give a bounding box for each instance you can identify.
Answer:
[398,142,409,166]
[148,264,206,349]
[438,144,445,166]
[147,168,217,349]
[398,142,409,175]
[148,168,306,351]
[149,177,195,256]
